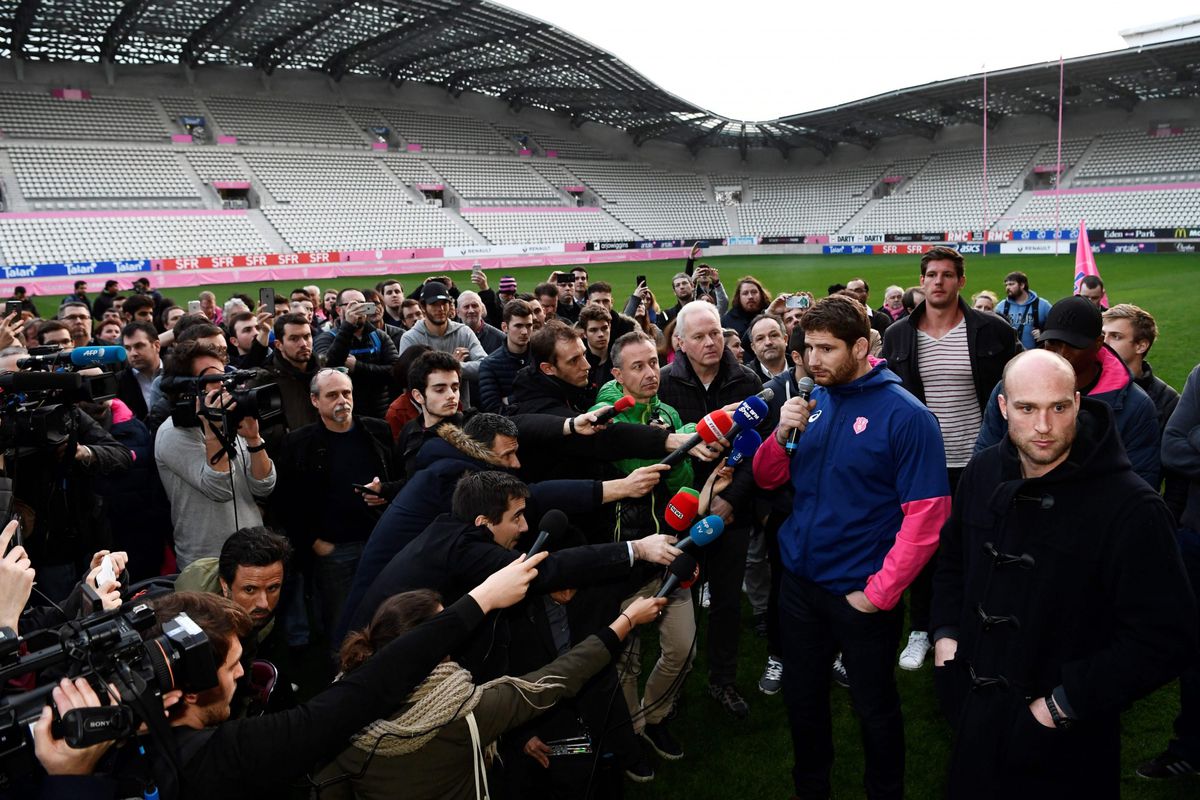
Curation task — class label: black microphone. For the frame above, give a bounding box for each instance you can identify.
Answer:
[655,552,698,598]
[785,377,816,456]
[526,509,568,559]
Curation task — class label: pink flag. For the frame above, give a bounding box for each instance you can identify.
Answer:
[1073,220,1109,307]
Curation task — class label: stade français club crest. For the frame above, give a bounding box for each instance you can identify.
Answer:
[853,417,869,435]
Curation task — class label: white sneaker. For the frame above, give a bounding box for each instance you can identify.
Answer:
[898,631,931,670]
[758,656,784,695]
[699,582,711,608]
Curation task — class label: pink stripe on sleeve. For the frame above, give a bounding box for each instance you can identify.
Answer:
[863,495,951,611]
[753,432,791,490]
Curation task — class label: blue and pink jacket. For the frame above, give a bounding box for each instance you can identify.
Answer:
[753,361,951,610]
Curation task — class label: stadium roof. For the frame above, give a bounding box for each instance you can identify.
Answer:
[2,0,1199,155]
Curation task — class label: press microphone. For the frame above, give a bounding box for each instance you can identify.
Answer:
[662,488,700,532]
[16,345,127,370]
[724,395,770,442]
[655,551,699,598]
[526,509,568,558]
[591,395,635,425]
[660,409,734,468]
[785,377,816,456]
[675,514,725,550]
[725,430,763,467]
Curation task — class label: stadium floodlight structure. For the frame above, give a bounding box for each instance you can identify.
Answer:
[0,1,1198,154]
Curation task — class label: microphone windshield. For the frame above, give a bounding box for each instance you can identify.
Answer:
[663,488,700,532]
[696,409,734,444]
[687,515,725,547]
[732,396,768,430]
[539,509,569,539]
[727,430,763,466]
[69,346,128,367]
[668,551,698,582]
[614,395,635,412]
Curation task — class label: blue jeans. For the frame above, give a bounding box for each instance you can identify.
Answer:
[314,541,364,653]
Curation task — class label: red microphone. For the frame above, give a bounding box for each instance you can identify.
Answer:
[591,395,635,425]
[660,409,734,468]
[662,488,700,532]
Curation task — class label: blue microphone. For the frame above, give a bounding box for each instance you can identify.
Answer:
[16,345,127,370]
[723,392,771,442]
[725,429,763,467]
[675,515,725,550]
[68,346,128,368]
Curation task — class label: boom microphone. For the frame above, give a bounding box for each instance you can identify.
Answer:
[16,345,127,370]
[675,514,725,550]
[527,509,568,558]
[591,395,635,425]
[725,430,762,467]
[655,551,699,598]
[785,377,817,456]
[660,409,734,468]
[662,488,700,532]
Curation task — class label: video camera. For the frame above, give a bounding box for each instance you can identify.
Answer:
[0,346,124,451]
[161,369,282,428]
[0,604,215,786]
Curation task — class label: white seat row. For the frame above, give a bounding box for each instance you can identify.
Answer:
[7,146,197,199]
[462,211,630,245]
[0,92,169,141]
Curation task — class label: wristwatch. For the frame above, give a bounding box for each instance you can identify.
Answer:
[1044,693,1072,729]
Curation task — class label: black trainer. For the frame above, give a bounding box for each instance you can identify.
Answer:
[1136,751,1198,779]
[624,750,656,783]
[641,722,684,761]
[708,682,750,719]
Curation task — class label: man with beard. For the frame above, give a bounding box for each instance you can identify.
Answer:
[996,270,1053,351]
[753,295,949,799]
[277,368,398,641]
[720,276,770,341]
[931,350,1196,798]
[399,282,487,407]
[397,350,463,477]
[176,526,292,644]
[257,313,320,441]
[882,246,1019,671]
[747,314,789,380]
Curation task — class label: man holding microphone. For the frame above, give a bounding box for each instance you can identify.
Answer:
[753,295,950,800]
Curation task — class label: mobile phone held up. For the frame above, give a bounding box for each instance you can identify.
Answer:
[635,275,647,289]
[188,300,202,313]
[259,287,276,315]
[5,300,21,318]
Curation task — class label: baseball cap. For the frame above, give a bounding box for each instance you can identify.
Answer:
[421,281,451,305]
[1037,295,1102,349]
[499,276,518,293]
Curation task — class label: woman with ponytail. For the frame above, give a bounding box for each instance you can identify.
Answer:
[314,589,667,799]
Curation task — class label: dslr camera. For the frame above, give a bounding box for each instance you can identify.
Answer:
[162,369,282,428]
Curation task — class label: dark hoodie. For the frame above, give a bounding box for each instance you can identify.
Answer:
[507,365,593,417]
[932,398,1197,798]
[974,344,1161,488]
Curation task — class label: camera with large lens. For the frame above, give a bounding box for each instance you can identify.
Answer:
[162,369,282,428]
[0,604,215,786]
[0,345,124,452]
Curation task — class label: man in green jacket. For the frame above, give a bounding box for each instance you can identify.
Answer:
[590,331,697,763]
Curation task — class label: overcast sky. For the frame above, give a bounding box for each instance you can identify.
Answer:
[493,1,1198,120]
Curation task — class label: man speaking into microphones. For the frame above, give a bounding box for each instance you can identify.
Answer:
[658,301,767,720]
[753,295,949,800]
[589,330,701,759]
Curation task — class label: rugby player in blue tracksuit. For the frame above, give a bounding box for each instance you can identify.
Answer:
[754,295,951,800]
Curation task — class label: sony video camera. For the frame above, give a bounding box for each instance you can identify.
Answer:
[0,603,215,786]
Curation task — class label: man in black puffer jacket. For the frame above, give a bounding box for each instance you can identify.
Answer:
[931,350,1197,799]
[658,301,766,719]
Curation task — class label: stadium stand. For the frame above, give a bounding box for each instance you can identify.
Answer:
[8,146,200,207]
[0,213,271,265]
[201,96,366,149]
[242,152,404,203]
[461,209,632,245]
[0,91,169,141]
[1073,128,1200,184]
[428,157,562,203]
[262,203,475,251]
[1001,188,1200,230]
[377,109,512,154]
